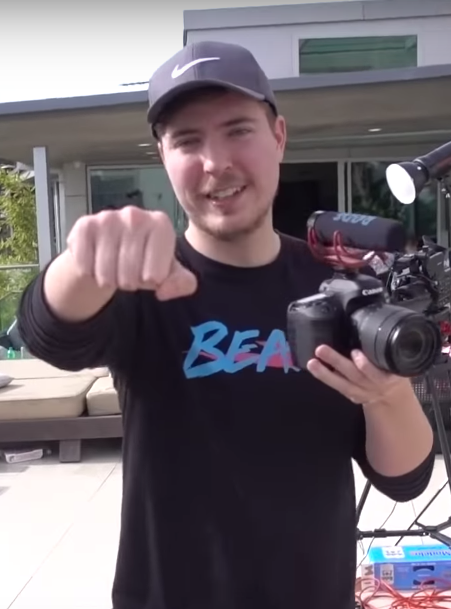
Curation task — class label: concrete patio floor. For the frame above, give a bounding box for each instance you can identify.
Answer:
[0,440,450,609]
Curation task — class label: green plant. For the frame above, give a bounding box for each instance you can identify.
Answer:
[0,167,39,329]
[0,167,38,262]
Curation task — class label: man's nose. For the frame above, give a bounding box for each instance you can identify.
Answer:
[201,140,232,175]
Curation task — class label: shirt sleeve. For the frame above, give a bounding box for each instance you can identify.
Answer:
[16,266,148,375]
[352,405,435,502]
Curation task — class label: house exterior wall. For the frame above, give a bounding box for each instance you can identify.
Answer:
[185,1,451,79]
[60,163,88,240]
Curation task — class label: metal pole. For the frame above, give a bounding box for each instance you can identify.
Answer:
[33,146,56,269]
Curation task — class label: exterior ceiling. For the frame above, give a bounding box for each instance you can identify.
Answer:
[1,71,451,168]
[282,75,451,150]
[0,103,154,167]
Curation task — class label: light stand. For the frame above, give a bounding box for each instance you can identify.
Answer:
[440,176,451,249]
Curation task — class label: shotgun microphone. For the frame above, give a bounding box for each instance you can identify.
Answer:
[307,211,407,253]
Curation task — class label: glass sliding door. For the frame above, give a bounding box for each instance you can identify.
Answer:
[88,165,187,233]
[273,162,339,239]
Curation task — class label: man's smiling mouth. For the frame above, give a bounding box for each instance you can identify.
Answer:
[207,186,246,201]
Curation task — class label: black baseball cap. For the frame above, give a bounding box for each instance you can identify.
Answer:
[147,40,278,127]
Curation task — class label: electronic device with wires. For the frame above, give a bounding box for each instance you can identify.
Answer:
[361,544,451,591]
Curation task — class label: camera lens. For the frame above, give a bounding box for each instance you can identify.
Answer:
[394,325,427,362]
[352,304,441,377]
[389,320,439,375]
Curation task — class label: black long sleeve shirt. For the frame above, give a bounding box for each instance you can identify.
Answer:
[17,234,434,609]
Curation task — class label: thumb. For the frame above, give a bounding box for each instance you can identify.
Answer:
[155,260,198,301]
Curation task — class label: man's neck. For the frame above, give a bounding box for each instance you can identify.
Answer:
[184,221,281,268]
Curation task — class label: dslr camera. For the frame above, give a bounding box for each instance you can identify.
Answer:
[287,237,450,378]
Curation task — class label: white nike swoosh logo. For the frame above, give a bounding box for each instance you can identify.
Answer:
[171,57,220,79]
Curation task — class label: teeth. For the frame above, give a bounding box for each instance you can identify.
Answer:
[209,187,242,200]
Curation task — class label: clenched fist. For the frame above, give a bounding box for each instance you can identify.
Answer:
[67,206,197,300]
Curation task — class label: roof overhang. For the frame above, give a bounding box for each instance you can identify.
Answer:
[1,65,451,167]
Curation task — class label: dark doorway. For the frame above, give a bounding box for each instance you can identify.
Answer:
[273,162,339,239]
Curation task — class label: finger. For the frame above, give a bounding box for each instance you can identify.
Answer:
[315,345,367,387]
[155,260,198,300]
[67,218,96,278]
[350,350,391,384]
[141,212,176,286]
[116,229,147,290]
[93,222,121,288]
[307,358,363,403]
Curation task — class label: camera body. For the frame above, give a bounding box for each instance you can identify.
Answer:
[287,254,443,377]
[287,271,384,360]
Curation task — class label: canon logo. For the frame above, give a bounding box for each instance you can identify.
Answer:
[362,287,384,296]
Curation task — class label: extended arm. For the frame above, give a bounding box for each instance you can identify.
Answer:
[42,248,116,323]
[17,207,197,372]
[17,257,140,373]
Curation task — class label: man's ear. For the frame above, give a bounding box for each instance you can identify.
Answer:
[157,141,165,164]
[274,115,287,158]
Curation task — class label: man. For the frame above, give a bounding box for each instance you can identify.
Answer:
[17,41,434,609]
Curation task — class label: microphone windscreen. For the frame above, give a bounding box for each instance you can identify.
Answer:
[309,211,406,253]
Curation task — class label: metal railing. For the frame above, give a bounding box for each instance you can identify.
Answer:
[0,263,39,271]
[0,263,39,332]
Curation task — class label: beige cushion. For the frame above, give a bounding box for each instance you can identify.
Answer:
[0,373,13,388]
[86,376,120,416]
[0,375,95,421]
[0,359,108,380]
[87,367,109,378]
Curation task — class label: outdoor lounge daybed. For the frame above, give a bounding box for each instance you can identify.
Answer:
[0,359,122,462]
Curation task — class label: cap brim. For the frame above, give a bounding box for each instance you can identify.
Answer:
[147,79,265,125]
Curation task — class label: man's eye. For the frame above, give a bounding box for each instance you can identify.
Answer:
[230,128,251,137]
[175,138,199,149]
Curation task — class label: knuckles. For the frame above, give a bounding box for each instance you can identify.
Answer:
[146,210,173,235]
[117,206,148,231]
[71,207,173,239]
[67,207,176,291]
[99,206,172,235]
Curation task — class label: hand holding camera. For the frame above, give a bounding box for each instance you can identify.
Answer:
[306,344,413,408]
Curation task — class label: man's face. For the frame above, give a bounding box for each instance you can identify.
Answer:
[158,90,286,241]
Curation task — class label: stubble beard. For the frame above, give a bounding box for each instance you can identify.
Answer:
[188,197,275,243]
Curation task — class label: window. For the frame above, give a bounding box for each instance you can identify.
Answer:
[299,36,417,75]
[350,161,437,242]
[89,166,186,233]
